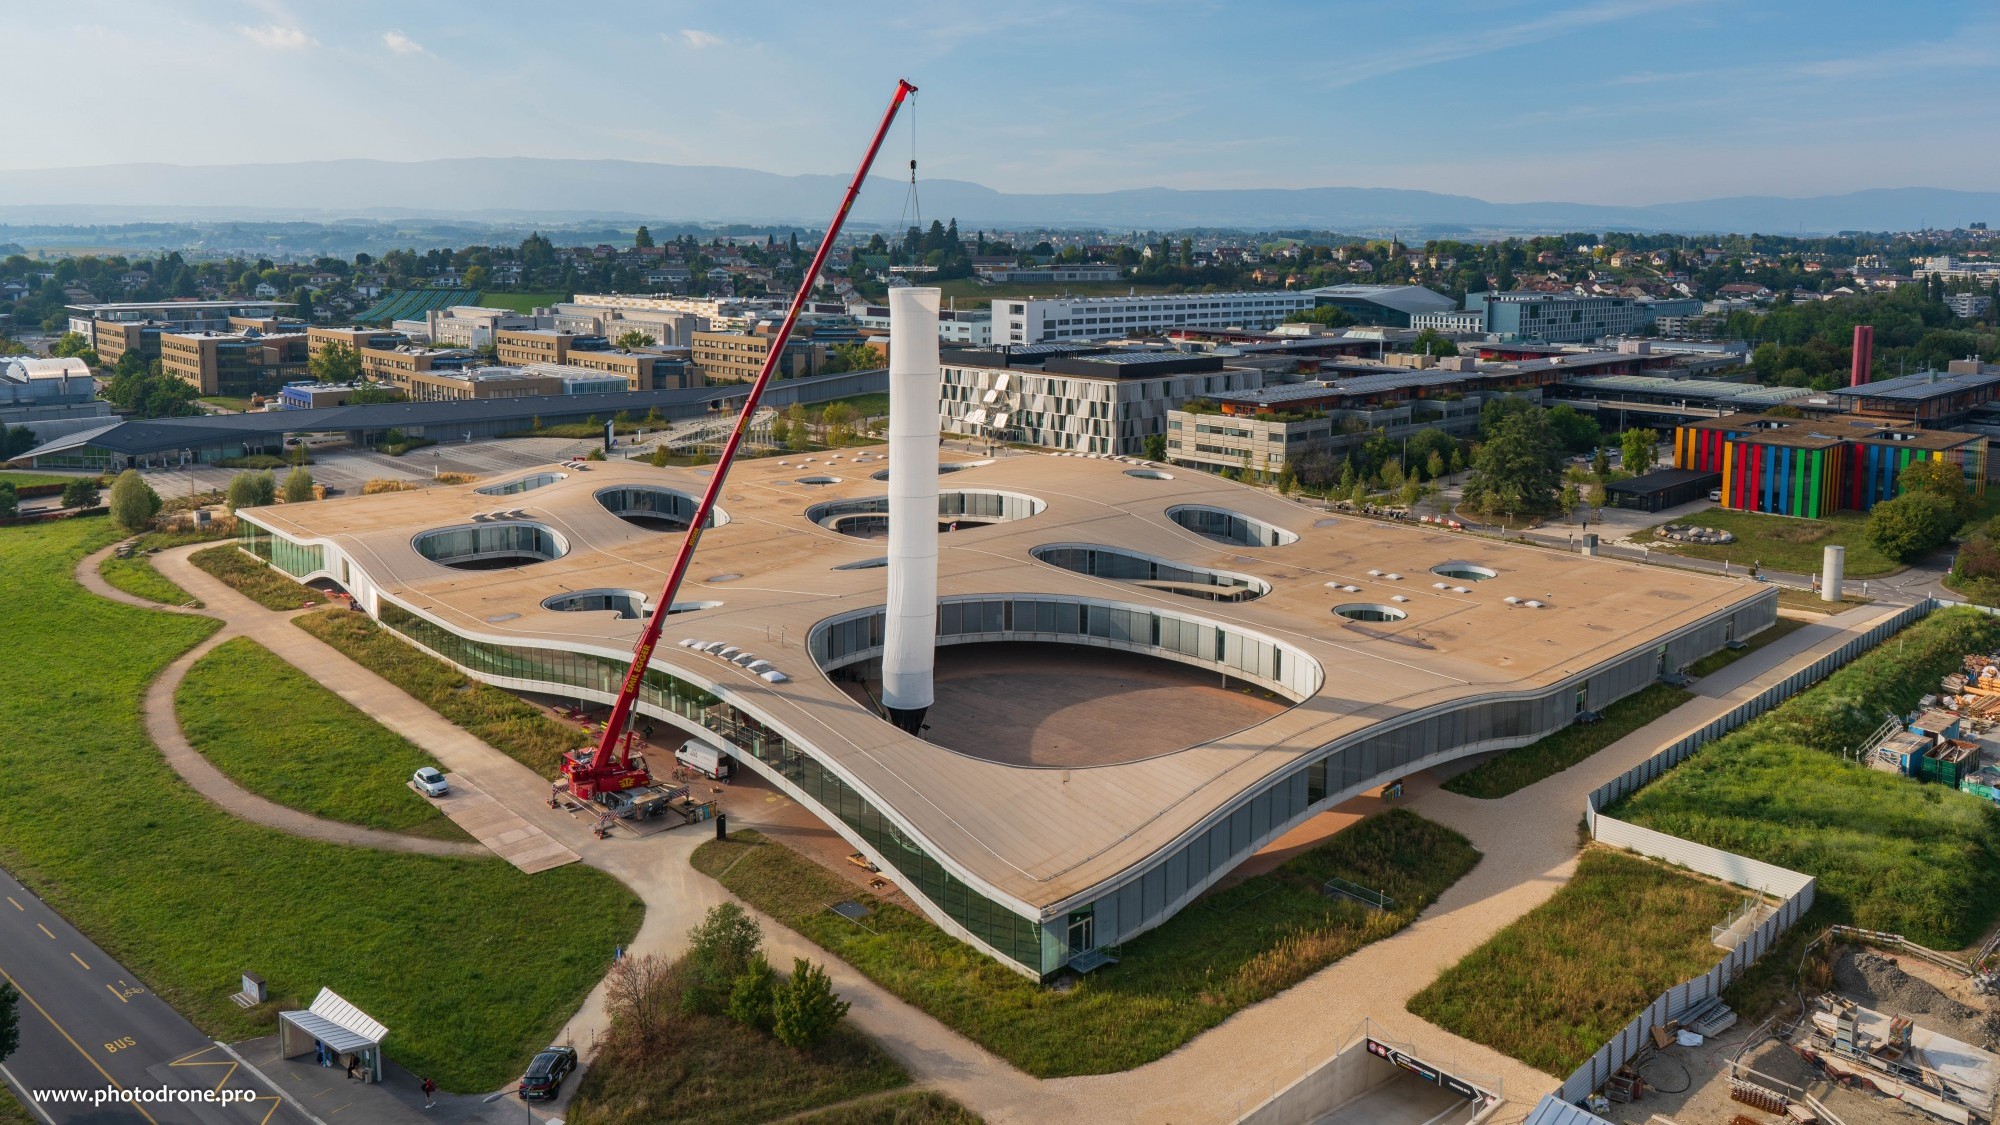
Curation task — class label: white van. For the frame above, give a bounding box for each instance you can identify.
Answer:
[675,739,734,780]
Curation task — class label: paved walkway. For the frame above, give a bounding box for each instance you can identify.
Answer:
[81,538,1918,1122]
[427,774,580,873]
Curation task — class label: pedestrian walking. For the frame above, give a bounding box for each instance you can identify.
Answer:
[422,1076,436,1108]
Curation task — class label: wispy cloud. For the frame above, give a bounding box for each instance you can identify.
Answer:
[1320,0,1710,88]
[239,23,312,50]
[675,28,723,49]
[382,30,426,55]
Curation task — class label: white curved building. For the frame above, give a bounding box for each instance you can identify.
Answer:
[236,452,1773,978]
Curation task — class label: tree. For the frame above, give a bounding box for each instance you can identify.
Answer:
[2,424,37,459]
[0,980,17,1065]
[1462,409,1563,525]
[1898,459,1973,524]
[1275,461,1297,495]
[1545,404,1601,453]
[1866,491,1958,562]
[462,265,488,291]
[282,466,315,504]
[309,342,362,383]
[634,225,655,249]
[771,958,849,1051]
[1426,450,1446,481]
[61,478,100,509]
[1619,427,1659,475]
[50,331,96,363]
[1143,432,1167,462]
[825,341,885,374]
[108,470,160,531]
[726,954,779,1034]
[1409,327,1459,357]
[226,471,275,513]
[602,952,674,1053]
[1282,305,1356,328]
[770,416,791,447]
[0,482,17,519]
[1592,445,1611,478]
[821,402,857,444]
[615,330,653,351]
[1559,480,1581,521]
[682,903,762,1016]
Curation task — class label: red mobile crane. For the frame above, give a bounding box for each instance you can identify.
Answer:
[561,78,918,803]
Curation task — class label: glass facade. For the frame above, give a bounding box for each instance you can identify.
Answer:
[237,520,325,578]
[411,522,567,567]
[1165,505,1298,547]
[374,600,1048,974]
[813,595,1322,701]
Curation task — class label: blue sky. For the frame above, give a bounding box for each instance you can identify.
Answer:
[9,0,1996,203]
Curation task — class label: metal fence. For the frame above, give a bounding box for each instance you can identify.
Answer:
[1557,596,1942,1106]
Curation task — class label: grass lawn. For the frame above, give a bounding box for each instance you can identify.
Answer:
[0,470,93,489]
[0,1088,34,1125]
[811,392,890,419]
[565,955,908,1125]
[199,396,258,413]
[96,525,234,607]
[694,810,1479,1077]
[1442,684,1693,799]
[295,609,581,776]
[475,291,567,314]
[1775,586,1873,615]
[1645,507,1901,578]
[0,517,644,1091]
[1612,606,2000,949]
[1407,849,1745,1076]
[1683,615,1807,678]
[190,544,321,610]
[178,637,468,841]
[789,1091,984,1125]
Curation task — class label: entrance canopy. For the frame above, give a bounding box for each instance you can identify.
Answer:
[278,988,389,1080]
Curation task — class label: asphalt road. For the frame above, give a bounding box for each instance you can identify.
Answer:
[0,864,310,1125]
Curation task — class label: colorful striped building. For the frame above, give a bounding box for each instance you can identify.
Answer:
[1674,413,1986,517]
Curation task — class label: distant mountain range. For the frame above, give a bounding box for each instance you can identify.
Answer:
[0,157,1993,235]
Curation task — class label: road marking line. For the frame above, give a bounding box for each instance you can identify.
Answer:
[0,961,159,1125]
[105,983,129,1003]
[212,1040,330,1125]
[168,1046,240,1091]
[259,1095,282,1125]
[34,923,53,939]
[5,896,21,911]
[69,951,90,971]
[0,1061,56,1125]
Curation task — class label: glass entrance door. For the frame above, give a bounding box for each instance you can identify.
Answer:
[1066,908,1095,954]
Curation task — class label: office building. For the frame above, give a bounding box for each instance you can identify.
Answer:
[277,382,399,410]
[992,292,1317,345]
[399,306,542,348]
[974,264,1121,283]
[358,345,483,393]
[306,326,408,358]
[690,330,826,385]
[1675,412,1987,515]
[1465,291,1644,343]
[67,299,290,341]
[1947,292,1995,320]
[160,330,309,396]
[1408,309,1488,334]
[939,346,1263,456]
[1300,284,1456,328]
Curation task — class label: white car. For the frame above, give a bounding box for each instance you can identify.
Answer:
[1708,489,1722,502]
[413,767,449,797]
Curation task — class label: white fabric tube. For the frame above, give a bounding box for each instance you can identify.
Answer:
[882,287,942,722]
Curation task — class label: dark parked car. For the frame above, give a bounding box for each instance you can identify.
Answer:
[518,1045,578,1101]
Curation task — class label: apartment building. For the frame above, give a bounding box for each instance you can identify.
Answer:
[690,330,825,385]
[992,292,1316,345]
[938,347,1263,456]
[159,330,309,396]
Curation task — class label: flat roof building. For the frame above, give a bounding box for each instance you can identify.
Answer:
[1466,291,1645,344]
[66,299,290,339]
[941,346,1264,456]
[159,329,309,397]
[1676,411,1988,515]
[232,453,1773,979]
[1300,284,1456,328]
[992,292,1317,346]
[690,330,825,385]
[1825,369,2000,425]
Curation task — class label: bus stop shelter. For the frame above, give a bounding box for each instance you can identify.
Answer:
[277,988,390,1082]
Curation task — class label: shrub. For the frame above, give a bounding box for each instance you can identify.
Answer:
[1866,491,1957,561]
[586,448,607,462]
[61,478,100,509]
[0,482,16,519]
[281,467,315,504]
[682,903,762,1016]
[225,471,276,512]
[772,959,850,1051]
[361,479,418,495]
[108,470,161,531]
[727,954,779,1034]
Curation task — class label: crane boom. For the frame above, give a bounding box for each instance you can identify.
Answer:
[562,78,918,801]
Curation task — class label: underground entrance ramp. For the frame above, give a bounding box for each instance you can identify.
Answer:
[1239,1027,1502,1125]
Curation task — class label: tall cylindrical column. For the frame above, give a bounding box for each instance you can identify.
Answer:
[1822,544,1845,603]
[883,287,942,734]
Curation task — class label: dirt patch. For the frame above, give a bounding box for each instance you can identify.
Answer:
[1834,950,2000,1049]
